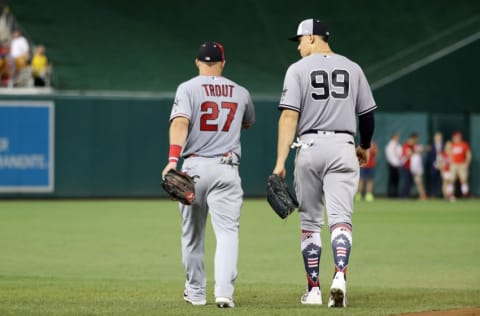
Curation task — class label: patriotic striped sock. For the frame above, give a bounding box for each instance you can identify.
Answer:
[330,223,352,274]
[301,230,322,291]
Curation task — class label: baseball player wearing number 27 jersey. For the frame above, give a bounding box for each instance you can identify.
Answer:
[272,19,376,307]
[162,42,255,308]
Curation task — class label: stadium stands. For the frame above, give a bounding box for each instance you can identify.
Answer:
[7,0,480,103]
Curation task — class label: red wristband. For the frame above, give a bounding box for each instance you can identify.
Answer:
[168,144,182,163]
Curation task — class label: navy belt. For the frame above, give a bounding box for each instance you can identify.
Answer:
[301,129,354,136]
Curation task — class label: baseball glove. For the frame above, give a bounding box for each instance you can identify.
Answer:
[161,169,196,205]
[266,174,299,219]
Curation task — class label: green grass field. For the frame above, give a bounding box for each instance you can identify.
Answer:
[0,198,479,315]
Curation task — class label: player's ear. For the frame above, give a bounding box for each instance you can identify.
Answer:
[221,60,226,68]
[195,58,200,68]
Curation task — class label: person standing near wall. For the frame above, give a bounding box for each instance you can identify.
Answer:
[356,141,378,202]
[439,141,455,201]
[426,132,444,198]
[449,131,472,198]
[410,144,427,200]
[385,133,402,197]
[400,133,418,198]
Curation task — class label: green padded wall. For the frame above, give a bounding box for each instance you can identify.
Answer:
[0,95,168,197]
[430,114,470,141]
[3,94,463,198]
[470,115,480,196]
[53,97,169,197]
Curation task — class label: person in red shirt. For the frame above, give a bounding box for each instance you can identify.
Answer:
[356,141,378,202]
[449,132,472,197]
[400,133,418,198]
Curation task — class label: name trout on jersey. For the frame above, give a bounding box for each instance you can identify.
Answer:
[202,84,235,97]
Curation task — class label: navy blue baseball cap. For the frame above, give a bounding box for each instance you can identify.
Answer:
[197,41,225,62]
[289,19,330,41]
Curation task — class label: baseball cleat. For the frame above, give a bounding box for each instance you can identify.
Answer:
[183,289,206,306]
[183,296,207,306]
[300,286,322,305]
[215,297,235,308]
[328,272,347,307]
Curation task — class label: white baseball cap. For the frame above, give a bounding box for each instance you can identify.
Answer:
[289,18,330,41]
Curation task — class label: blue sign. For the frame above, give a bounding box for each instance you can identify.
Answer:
[0,101,54,192]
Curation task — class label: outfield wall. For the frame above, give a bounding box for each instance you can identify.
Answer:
[470,115,480,196]
[0,95,477,198]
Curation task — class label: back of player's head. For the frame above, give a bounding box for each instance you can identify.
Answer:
[289,19,330,42]
[197,42,225,63]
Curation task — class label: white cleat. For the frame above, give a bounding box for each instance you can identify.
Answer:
[183,289,206,306]
[300,286,322,305]
[328,272,347,308]
[183,296,206,306]
[215,297,235,308]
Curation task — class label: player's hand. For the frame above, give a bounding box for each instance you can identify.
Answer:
[272,165,286,179]
[356,146,370,167]
[162,162,178,180]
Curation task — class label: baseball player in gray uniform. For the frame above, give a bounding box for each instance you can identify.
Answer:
[162,42,255,308]
[272,19,376,307]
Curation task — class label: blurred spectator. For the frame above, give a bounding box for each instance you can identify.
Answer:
[0,5,13,44]
[440,141,455,201]
[450,131,472,198]
[0,40,11,86]
[410,144,427,200]
[426,132,444,197]
[10,29,29,61]
[31,45,49,86]
[10,29,29,86]
[400,133,418,198]
[385,133,402,197]
[356,141,378,202]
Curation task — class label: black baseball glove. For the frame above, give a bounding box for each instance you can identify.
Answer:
[161,169,196,205]
[266,174,299,219]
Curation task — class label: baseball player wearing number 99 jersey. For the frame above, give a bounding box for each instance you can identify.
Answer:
[162,42,255,308]
[272,19,376,307]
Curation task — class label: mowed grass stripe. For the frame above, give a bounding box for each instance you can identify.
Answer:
[0,199,479,315]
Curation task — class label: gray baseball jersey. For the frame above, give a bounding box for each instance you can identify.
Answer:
[278,53,376,231]
[279,53,376,135]
[170,75,255,158]
[169,75,255,303]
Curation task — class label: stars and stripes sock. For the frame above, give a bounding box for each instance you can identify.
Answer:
[301,230,322,291]
[330,223,352,275]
